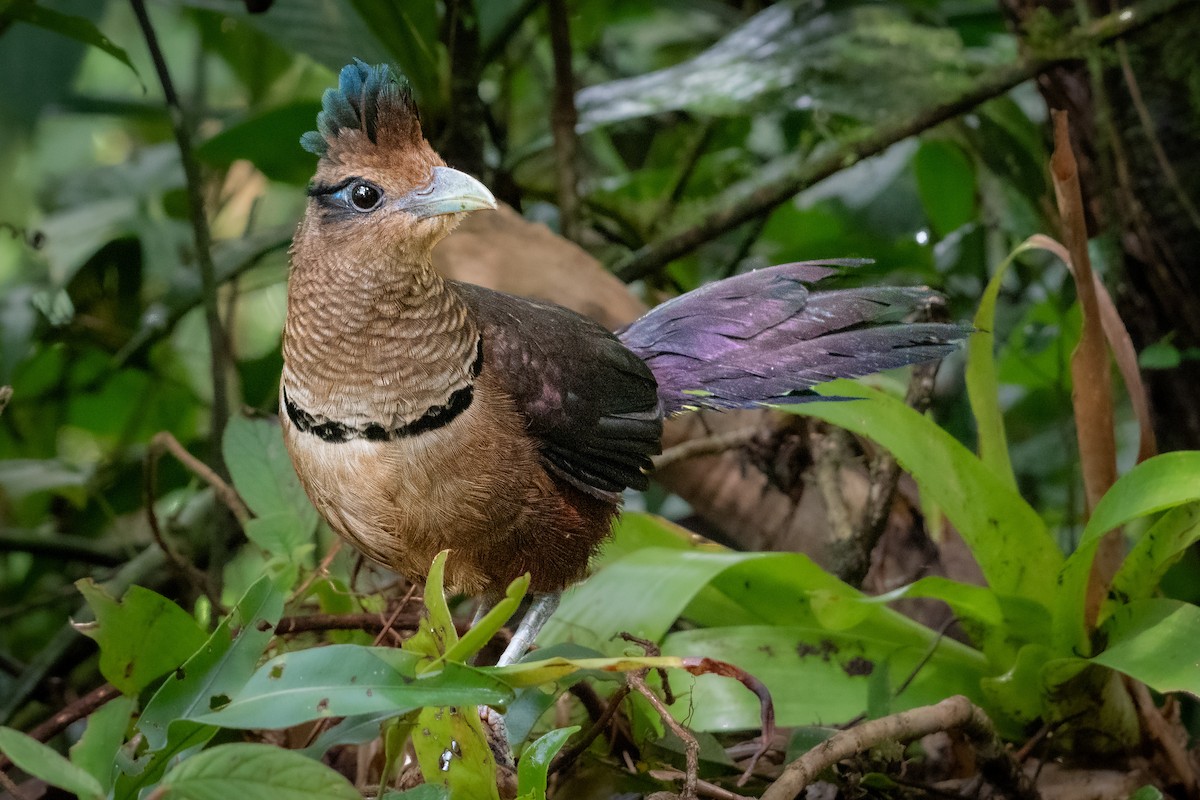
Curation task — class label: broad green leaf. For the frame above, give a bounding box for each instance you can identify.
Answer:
[383,787,451,800]
[139,576,285,749]
[660,626,984,731]
[516,727,579,800]
[1091,599,1200,696]
[243,510,314,563]
[1105,504,1200,626]
[541,545,752,653]
[196,102,322,185]
[781,381,1061,605]
[914,139,976,236]
[0,727,104,800]
[70,694,135,791]
[160,743,359,800]
[222,414,317,530]
[3,0,139,78]
[443,573,529,666]
[194,646,512,729]
[75,580,208,695]
[979,644,1054,730]
[413,705,500,800]
[1055,452,1200,655]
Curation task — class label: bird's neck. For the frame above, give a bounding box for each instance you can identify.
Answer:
[282,245,480,435]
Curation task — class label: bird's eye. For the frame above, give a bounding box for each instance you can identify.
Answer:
[348,181,382,211]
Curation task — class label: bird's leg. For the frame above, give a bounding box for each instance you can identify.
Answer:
[470,597,494,628]
[496,592,560,666]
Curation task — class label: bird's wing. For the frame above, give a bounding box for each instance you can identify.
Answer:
[452,282,663,499]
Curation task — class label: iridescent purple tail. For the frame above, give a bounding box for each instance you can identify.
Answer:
[618,260,967,413]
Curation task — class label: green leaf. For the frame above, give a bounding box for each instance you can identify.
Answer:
[913,139,976,237]
[195,646,512,729]
[383,787,451,800]
[780,381,1061,606]
[0,727,104,800]
[966,240,1041,490]
[1105,504,1200,626]
[138,576,285,749]
[70,694,136,791]
[222,414,317,530]
[516,727,578,800]
[243,510,314,563]
[1091,599,1200,695]
[443,572,529,666]
[413,705,500,800]
[159,743,360,800]
[660,625,984,731]
[75,580,208,695]
[196,102,322,185]
[3,0,139,80]
[1055,452,1200,655]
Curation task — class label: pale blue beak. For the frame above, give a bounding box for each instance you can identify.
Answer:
[396,166,497,219]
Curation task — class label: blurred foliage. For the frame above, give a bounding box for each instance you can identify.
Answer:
[1,0,1197,797]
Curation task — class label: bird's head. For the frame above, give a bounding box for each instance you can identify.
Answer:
[297,60,496,258]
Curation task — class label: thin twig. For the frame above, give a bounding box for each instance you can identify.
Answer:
[628,671,699,800]
[149,432,251,524]
[761,696,1039,800]
[1127,677,1198,796]
[546,0,581,242]
[0,767,30,800]
[550,684,632,775]
[21,683,120,748]
[612,0,1189,282]
[653,426,762,471]
[0,531,125,566]
[649,768,754,800]
[144,435,228,610]
[130,0,229,462]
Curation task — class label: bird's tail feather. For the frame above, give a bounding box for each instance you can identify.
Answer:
[618,260,967,413]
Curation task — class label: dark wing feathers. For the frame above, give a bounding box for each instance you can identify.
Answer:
[453,259,964,496]
[620,260,968,412]
[453,283,663,498]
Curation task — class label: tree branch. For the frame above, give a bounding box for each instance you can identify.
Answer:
[130,0,229,464]
[761,696,1038,800]
[613,0,1190,282]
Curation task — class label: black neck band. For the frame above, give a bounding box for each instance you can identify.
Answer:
[285,339,483,444]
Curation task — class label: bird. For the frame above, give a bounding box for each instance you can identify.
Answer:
[281,61,965,664]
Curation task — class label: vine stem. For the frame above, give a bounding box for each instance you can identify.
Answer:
[129,0,229,464]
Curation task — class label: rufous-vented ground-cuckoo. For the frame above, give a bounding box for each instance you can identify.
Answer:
[282,61,965,664]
